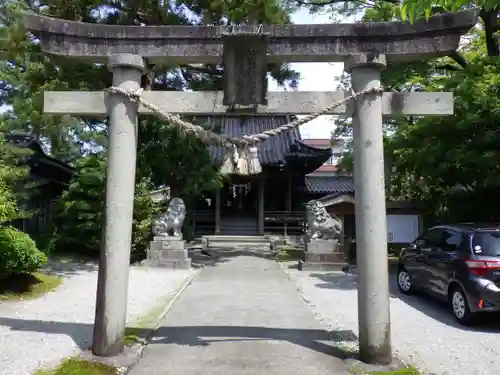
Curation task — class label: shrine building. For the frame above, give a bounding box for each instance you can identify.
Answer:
[192,116,353,236]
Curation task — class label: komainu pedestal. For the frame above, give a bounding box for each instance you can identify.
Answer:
[143,237,191,269]
[298,238,347,271]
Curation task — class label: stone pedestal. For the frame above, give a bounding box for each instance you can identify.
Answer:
[298,239,347,271]
[143,236,191,269]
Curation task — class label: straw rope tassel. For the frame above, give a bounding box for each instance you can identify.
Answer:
[247,145,261,175]
[236,147,250,176]
[220,145,238,175]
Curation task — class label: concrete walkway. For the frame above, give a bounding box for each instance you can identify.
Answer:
[128,255,351,375]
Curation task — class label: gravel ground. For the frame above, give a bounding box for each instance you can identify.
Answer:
[281,261,500,375]
[0,259,196,375]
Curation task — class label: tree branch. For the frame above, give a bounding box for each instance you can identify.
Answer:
[434,63,461,71]
[180,64,223,76]
[480,7,500,57]
[447,51,468,69]
[293,0,395,7]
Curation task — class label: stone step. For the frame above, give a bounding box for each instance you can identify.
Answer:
[203,235,270,243]
[141,257,192,270]
[207,242,272,249]
[305,252,346,263]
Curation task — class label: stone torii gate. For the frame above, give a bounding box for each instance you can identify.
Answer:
[23,9,478,364]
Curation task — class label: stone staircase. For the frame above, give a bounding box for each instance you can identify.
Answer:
[202,235,272,249]
[218,217,259,236]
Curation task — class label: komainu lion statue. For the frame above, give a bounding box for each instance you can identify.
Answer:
[152,197,186,238]
[305,200,342,241]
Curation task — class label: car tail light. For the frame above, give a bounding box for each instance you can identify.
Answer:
[465,259,500,277]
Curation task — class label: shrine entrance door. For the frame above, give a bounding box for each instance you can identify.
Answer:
[219,179,259,235]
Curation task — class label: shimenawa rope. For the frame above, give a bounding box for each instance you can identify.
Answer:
[107,86,383,175]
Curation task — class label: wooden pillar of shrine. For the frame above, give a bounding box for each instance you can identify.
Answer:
[258,175,265,235]
[215,188,221,234]
[284,173,292,237]
[286,174,292,211]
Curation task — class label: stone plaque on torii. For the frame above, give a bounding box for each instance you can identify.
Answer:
[23,9,478,364]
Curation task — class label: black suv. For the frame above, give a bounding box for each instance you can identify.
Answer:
[397,224,500,325]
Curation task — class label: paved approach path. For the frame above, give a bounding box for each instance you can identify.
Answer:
[128,255,351,375]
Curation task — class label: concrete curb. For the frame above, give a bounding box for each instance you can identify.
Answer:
[123,270,199,374]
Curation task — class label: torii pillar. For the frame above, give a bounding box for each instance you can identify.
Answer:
[93,54,145,356]
[346,54,391,364]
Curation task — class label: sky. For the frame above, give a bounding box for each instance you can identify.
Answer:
[267,8,357,140]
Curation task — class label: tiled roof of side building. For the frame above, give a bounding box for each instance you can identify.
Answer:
[305,176,354,194]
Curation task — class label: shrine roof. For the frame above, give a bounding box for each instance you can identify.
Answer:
[4,133,75,185]
[203,116,331,168]
[305,176,354,195]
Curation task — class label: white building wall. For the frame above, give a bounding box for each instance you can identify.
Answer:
[386,214,420,243]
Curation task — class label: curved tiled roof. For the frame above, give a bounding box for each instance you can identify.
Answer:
[4,133,75,185]
[204,116,330,167]
[305,176,354,194]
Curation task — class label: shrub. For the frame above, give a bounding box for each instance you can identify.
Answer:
[0,227,47,277]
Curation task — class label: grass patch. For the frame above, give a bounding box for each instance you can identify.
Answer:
[124,292,177,347]
[275,246,305,261]
[349,365,422,375]
[0,272,63,301]
[371,367,422,375]
[35,358,118,375]
[124,326,147,347]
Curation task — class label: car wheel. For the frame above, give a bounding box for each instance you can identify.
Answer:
[397,268,413,294]
[449,286,476,325]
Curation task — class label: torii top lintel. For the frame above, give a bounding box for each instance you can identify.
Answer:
[23,9,479,64]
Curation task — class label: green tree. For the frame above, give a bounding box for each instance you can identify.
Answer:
[50,154,160,260]
[398,0,498,57]
[0,0,299,205]
[309,1,500,223]
[0,132,33,221]
[289,0,497,59]
[0,0,299,159]
[0,134,47,276]
[0,163,19,225]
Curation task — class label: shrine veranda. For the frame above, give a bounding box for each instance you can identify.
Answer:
[23,8,479,363]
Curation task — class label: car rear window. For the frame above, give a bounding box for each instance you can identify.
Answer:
[471,231,500,256]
